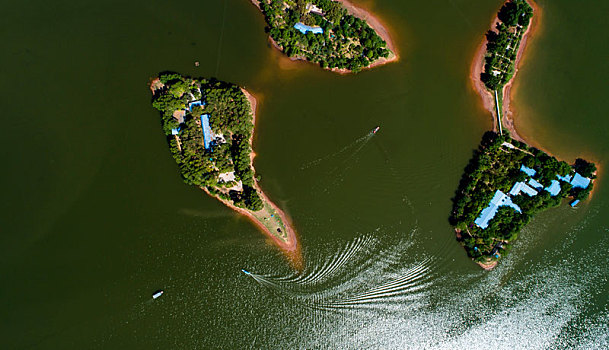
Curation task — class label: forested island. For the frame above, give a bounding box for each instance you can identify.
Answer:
[149,73,298,256]
[472,0,536,138]
[251,0,397,73]
[460,0,597,269]
[450,132,595,269]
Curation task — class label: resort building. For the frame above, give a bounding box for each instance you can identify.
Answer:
[509,181,538,197]
[475,190,522,229]
[545,180,561,196]
[200,114,213,150]
[294,22,324,34]
[189,100,204,111]
[570,173,591,189]
[475,163,593,229]
[520,165,536,177]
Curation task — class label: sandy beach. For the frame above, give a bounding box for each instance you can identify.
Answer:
[477,260,498,270]
[250,0,399,73]
[470,0,540,142]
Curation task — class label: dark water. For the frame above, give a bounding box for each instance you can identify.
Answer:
[2,0,608,348]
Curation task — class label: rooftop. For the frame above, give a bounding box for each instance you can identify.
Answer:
[475,190,522,229]
[200,114,213,150]
[571,173,591,189]
[294,22,324,34]
[189,100,204,111]
[509,181,538,197]
[520,165,536,177]
[545,180,561,196]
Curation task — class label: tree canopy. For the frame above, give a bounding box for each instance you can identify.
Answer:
[151,73,264,211]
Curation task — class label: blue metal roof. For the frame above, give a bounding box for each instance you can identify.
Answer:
[556,173,572,182]
[528,178,543,189]
[545,180,561,196]
[520,165,536,177]
[570,199,580,207]
[509,181,538,197]
[171,128,180,135]
[570,173,591,189]
[474,190,522,229]
[200,114,213,150]
[294,22,324,34]
[189,100,203,111]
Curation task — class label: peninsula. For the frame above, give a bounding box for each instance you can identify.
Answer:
[150,73,299,260]
[453,0,597,269]
[251,0,398,73]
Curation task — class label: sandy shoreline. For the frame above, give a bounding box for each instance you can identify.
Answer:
[250,0,399,73]
[470,0,540,142]
[240,87,299,252]
[477,260,498,270]
[204,88,300,264]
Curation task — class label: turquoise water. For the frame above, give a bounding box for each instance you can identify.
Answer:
[1,0,608,348]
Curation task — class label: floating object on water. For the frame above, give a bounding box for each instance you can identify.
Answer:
[195,61,200,66]
[152,290,164,299]
[241,269,251,275]
[570,199,580,207]
[372,126,380,134]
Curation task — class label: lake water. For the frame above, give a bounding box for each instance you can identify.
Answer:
[2,0,608,348]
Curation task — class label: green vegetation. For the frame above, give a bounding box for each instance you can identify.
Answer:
[151,73,263,211]
[480,0,533,91]
[257,0,391,72]
[449,132,595,265]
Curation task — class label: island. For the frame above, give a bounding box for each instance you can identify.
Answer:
[452,0,597,269]
[250,0,398,73]
[149,73,299,262]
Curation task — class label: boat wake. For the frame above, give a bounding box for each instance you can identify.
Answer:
[300,128,377,171]
[242,223,437,310]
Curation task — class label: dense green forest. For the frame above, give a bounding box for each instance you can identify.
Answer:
[257,0,391,72]
[450,132,595,264]
[151,73,263,211]
[480,0,533,90]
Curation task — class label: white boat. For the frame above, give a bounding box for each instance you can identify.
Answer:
[152,290,164,299]
[241,269,251,275]
[373,126,380,134]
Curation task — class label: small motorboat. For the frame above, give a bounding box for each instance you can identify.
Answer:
[373,126,380,134]
[241,269,251,275]
[152,290,164,299]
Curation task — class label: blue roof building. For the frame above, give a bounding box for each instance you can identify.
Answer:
[509,182,538,197]
[545,180,561,196]
[570,173,591,189]
[520,165,536,177]
[556,173,573,182]
[171,127,180,135]
[475,190,522,229]
[294,22,324,34]
[189,100,204,111]
[200,114,213,150]
[570,199,580,207]
[528,178,543,189]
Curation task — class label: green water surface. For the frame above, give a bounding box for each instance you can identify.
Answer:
[1,0,608,348]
